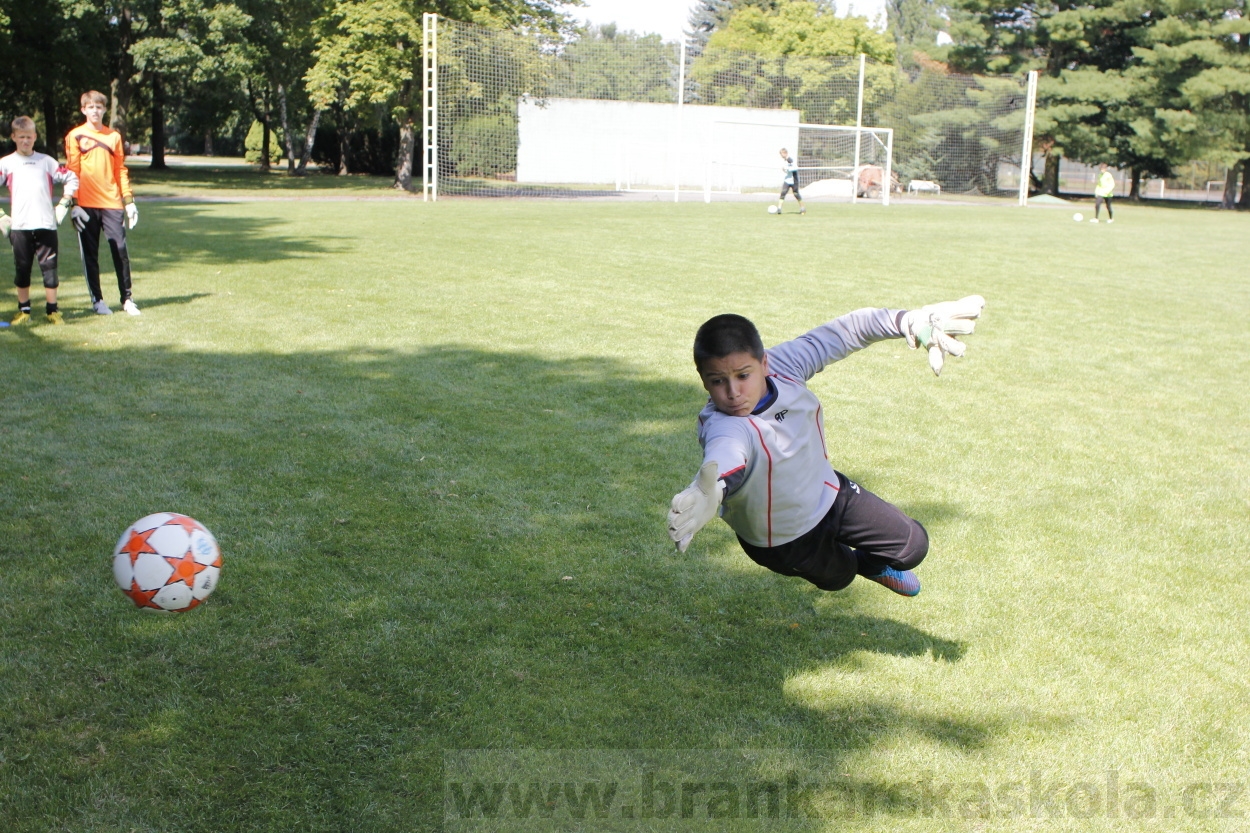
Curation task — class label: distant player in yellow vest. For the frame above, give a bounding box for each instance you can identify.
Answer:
[1092,163,1115,224]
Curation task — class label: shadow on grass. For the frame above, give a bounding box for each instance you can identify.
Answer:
[0,339,1001,832]
[130,165,398,194]
[124,293,216,312]
[124,203,352,268]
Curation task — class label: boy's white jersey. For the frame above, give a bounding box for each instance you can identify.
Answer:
[783,155,798,185]
[0,151,79,230]
[697,307,903,547]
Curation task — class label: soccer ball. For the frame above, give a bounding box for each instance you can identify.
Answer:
[767,205,779,214]
[1073,212,1083,222]
[112,513,222,611]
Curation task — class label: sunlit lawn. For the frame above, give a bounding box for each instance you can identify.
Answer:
[1,190,1247,831]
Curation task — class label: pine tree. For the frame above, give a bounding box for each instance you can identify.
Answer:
[1127,0,1250,206]
[946,0,1177,194]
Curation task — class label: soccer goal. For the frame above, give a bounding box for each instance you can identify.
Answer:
[705,121,895,205]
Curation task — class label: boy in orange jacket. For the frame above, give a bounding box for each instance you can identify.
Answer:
[65,90,140,315]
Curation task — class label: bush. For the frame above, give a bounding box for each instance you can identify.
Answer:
[244,121,285,164]
[448,114,516,178]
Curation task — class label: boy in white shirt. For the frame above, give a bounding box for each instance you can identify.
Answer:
[0,116,79,325]
[667,298,985,597]
[775,148,805,215]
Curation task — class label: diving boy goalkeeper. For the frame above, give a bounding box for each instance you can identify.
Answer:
[667,297,985,597]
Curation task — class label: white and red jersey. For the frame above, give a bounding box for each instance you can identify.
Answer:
[0,151,79,231]
[696,307,904,547]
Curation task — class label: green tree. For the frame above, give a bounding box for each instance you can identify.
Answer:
[552,24,676,103]
[0,0,111,156]
[306,1,576,187]
[708,0,894,61]
[239,0,326,172]
[876,66,1030,194]
[1127,1,1250,207]
[886,0,944,63]
[687,0,783,49]
[689,0,894,124]
[128,0,253,168]
[942,0,1244,197]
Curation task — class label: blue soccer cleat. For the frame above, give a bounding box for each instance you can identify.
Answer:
[863,566,921,597]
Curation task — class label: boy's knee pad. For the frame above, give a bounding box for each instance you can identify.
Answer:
[42,272,59,289]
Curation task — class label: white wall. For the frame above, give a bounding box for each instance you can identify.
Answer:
[516,97,800,190]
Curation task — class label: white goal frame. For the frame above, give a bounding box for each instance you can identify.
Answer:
[704,121,894,206]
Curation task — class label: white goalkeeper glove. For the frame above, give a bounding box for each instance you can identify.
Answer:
[125,202,139,230]
[55,199,71,226]
[0,210,10,240]
[901,295,986,376]
[667,461,723,553]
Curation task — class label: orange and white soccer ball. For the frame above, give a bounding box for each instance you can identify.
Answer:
[112,513,222,611]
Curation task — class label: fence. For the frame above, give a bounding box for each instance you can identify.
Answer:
[1051,158,1243,203]
[422,16,1037,204]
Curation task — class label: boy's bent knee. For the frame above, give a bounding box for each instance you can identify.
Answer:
[897,519,928,570]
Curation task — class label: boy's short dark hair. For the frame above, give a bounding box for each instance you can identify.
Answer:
[81,90,107,107]
[694,314,765,370]
[11,116,36,133]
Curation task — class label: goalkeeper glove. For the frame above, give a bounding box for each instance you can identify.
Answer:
[667,461,723,553]
[55,198,72,226]
[71,207,90,233]
[125,202,138,230]
[901,295,986,376]
[0,210,9,240]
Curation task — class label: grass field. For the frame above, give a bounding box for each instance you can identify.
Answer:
[1,185,1248,832]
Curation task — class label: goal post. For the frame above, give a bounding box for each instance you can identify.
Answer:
[420,15,1033,202]
[705,121,894,205]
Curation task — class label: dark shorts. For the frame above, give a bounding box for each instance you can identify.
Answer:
[11,229,59,289]
[738,471,928,591]
[780,181,801,200]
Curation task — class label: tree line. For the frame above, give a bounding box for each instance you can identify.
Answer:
[0,0,569,182]
[3,0,1245,204]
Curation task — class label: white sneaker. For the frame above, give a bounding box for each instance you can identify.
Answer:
[1090,218,1099,223]
[123,299,141,316]
[1107,219,1114,224]
[93,300,113,315]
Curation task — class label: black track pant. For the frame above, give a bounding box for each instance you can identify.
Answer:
[11,229,60,289]
[1094,195,1113,219]
[77,207,132,304]
[739,471,928,591]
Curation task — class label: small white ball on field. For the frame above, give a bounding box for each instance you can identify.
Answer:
[767,205,779,214]
[1073,212,1083,222]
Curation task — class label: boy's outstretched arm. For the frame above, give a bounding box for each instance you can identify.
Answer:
[667,461,722,553]
[899,295,986,376]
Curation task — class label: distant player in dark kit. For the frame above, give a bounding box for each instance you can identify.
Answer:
[0,116,80,325]
[667,297,986,597]
[775,148,805,215]
[65,90,141,316]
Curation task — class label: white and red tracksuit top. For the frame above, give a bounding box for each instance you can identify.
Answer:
[696,307,904,548]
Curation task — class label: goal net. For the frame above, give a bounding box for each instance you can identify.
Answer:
[706,121,893,205]
[422,15,1034,203]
